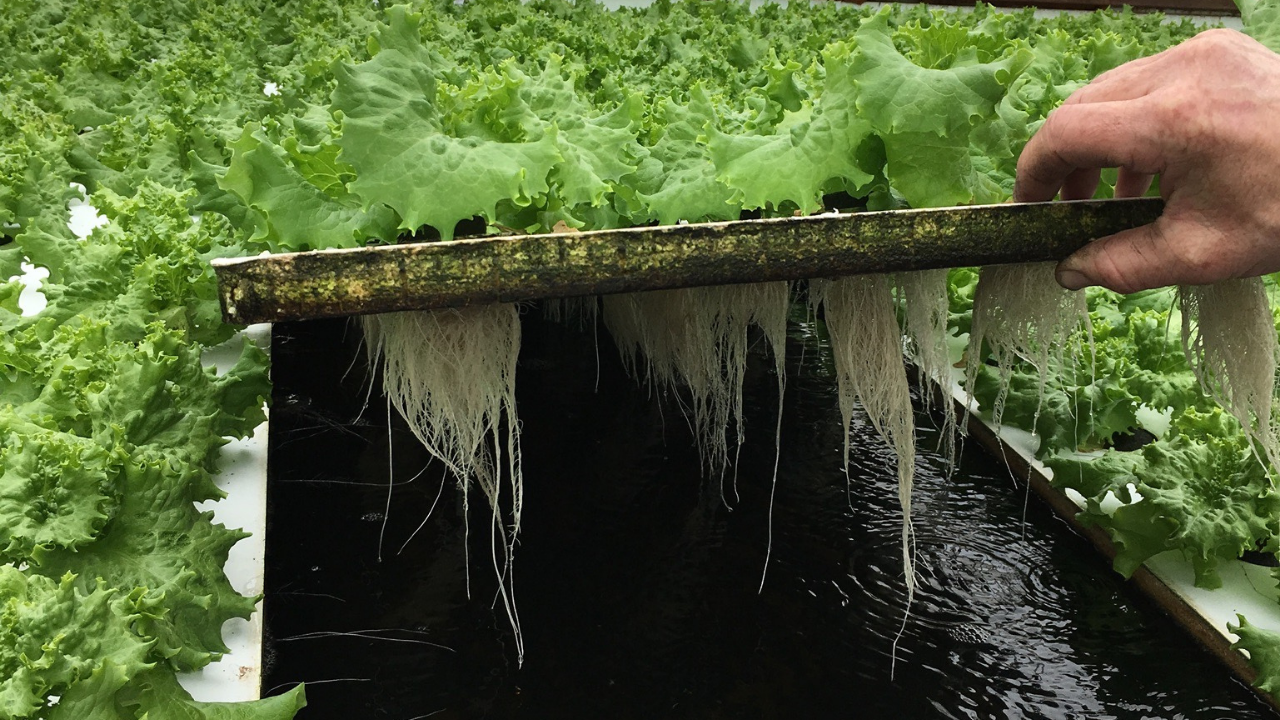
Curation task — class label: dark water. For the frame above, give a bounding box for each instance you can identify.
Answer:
[263,310,1275,720]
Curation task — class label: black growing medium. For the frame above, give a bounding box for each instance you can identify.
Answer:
[262,310,1276,720]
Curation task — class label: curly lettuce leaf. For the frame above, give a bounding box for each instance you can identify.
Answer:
[332,5,561,240]
[498,58,644,211]
[707,44,875,214]
[220,125,400,252]
[1114,411,1280,587]
[0,430,123,559]
[118,669,306,720]
[0,567,151,720]
[2,323,268,670]
[30,460,257,672]
[850,10,1034,207]
[634,87,739,225]
[1231,615,1280,695]
[1240,0,1280,53]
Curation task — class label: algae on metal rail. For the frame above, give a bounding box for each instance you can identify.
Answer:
[213,198,1162,324]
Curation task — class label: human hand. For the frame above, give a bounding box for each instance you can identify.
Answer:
[1013,29,1280,293]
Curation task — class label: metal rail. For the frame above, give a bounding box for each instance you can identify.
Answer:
[213,197,1163,324]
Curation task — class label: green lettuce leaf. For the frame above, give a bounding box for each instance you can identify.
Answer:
[0,429,123,559]
[30,460,257,672]
[220,125,400,252]
[850,10,1033,207]
[332,5,561,240]
[635,87,739,225]
[0,567,151,720]
[1,324,268,671]
[124,671,305,720]
[707,44,874,214]
[1240,0,1280,52]
[1231,614,1280,695]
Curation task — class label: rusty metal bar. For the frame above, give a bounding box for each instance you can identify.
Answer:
[213,197,1163,324]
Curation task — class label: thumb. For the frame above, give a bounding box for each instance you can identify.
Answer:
[1056,216,1205,294]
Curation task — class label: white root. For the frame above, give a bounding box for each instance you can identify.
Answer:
[1179,278,1280,468]
[965,262,1090,430]
[542,296,599,329]
[361,304,525,661]
[602,283,789,485]
[811,276,917,597]
[602,283,789,588]
[899,269,958,468]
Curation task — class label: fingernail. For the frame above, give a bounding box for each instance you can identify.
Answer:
[1057,269,1090,291]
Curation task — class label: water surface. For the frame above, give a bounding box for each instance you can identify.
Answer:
[263,311,1274,720]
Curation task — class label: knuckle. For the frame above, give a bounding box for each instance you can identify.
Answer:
[1018,116,1067,179]
[1160,93,1197,125]
[1157,94,1215,152]
[1178,29,1255,76]
[1184,28,1238,55]
[1197,28,1243,45]
[1037,105,1066,135]
[1033,111,1074,163]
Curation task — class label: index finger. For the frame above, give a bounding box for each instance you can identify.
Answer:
[1014,100,1166,203]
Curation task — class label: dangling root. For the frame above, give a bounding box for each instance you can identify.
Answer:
[602,283,789,485]
[965,262,1090,429]
[1179,278,1280,468]
[749,283,789,591]
[899,269,958,469]
[542,296,599,330]
[361,303,525,662]
[811,276,917,598]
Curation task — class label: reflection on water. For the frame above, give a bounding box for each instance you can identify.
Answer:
[263,310,1274,720]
